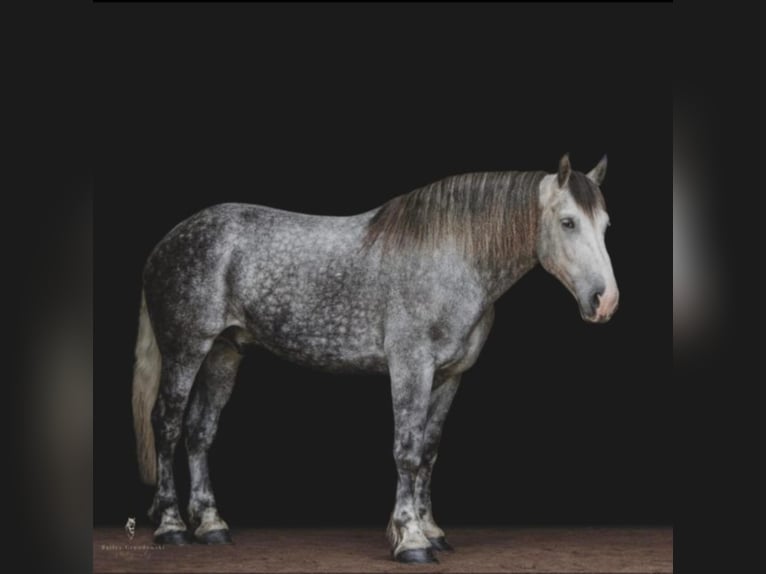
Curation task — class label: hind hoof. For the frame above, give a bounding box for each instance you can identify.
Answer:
[429,536,454,551]
[196,529,233,545]
[395,548,438,563]
[154,530,193,545]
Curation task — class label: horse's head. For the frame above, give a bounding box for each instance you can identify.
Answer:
[537,154,619,323]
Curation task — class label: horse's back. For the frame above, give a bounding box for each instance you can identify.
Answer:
[144,201,372,285]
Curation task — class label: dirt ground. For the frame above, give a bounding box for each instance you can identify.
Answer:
[93,526,672,573]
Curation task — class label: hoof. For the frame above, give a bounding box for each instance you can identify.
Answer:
[195,529,233,545]
[429,536,454,551]
[395,548,438,564]
[154,530,193,545]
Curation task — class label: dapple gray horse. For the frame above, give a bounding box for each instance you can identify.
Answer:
[132,154,618,563]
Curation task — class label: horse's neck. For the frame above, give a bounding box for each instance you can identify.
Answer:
[479,255,540,303]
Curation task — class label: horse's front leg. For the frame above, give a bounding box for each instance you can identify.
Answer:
[415,374,461,551]
[386,352,437,563]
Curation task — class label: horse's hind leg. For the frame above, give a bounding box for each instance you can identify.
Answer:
[415,375,461,552]
[184,335,242,544]
[149,341,214,545]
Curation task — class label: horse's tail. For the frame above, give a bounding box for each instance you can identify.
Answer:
[132,289,161,485]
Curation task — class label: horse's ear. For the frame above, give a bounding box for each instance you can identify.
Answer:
[557,153,571,188]
[586,154,608,186]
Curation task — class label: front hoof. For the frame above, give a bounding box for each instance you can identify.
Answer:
[154,530,193,545]
[195,529,233,545]
[429,536,454,551]
[395,548,438,564]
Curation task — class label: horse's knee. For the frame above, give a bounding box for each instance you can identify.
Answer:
[394,451,422,473]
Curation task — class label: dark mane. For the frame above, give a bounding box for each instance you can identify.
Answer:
[568,171,606,216]
[364,170,545,267]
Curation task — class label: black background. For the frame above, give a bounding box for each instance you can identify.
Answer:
[95,3,671,528]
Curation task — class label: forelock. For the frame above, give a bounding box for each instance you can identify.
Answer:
[567,171,606,217]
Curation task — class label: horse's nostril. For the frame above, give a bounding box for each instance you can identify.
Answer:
[590,289,603,312]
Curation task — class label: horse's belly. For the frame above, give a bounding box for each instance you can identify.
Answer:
[259,335,388,374]
[242,309,388,374]
[234,245,387,373]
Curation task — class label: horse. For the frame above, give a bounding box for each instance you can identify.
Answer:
[131,153,618,563]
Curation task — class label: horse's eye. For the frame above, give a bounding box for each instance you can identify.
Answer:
[561,218,575,230]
